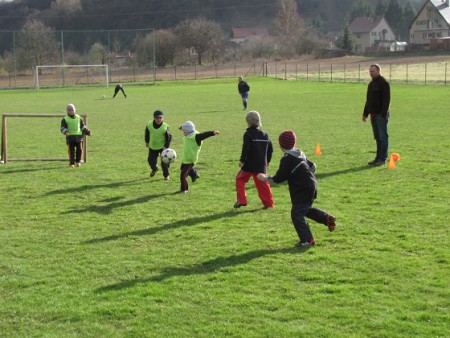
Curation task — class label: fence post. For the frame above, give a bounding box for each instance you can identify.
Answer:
[406,64,408,84]
[234,62,236,77]
[344,64,346,83]
[254,62,256,76]
[318,63,321,82]
[389,64,392,82]
[195,64,197,80]
[275,62,278,79]
[358,64,361,83]
[12,31,17,88]
[215,64,217,78]
[425,63,427,85]
[445,62,448,85]
[295,64,298,80]
[307,64,309,81]
[174,66,177,80]
[331,64,333,83]
[1,114,7,163]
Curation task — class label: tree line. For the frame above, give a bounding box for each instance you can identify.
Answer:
[0,0,420,73]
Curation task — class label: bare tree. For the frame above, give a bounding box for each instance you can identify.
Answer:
[16,19,60,72]
[134,30,177,68]
[272,0,302,39]
[174,18,225,65]
[155,29,177,67]
[88,42,108,64]
[42,0,82,28]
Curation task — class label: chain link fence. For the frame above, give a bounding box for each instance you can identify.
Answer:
[153,60,449,85]
[0,27,448,88]
[0,28,155,89]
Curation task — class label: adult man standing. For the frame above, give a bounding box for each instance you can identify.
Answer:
[363,64,390,166]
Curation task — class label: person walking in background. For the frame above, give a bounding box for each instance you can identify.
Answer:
[145,110,172,180]
[113,83,127,98]
[363,64,390,166]
[257,130,336,248]
[238,76,250,110]
[178,121,220,193]
[235,110,274,209]
[60,103,92,168]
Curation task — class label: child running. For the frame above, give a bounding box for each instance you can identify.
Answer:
[235,110,274,209]
[178,121,220,193]
[257,130,336,247]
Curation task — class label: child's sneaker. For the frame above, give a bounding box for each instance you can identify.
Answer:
[233,202,247,209]
[327,215,336,232]
[150,168,159,177]
[192,174,200,182]
[295,239,315,248]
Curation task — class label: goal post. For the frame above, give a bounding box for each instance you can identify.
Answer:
[35,64,109,89]
[1,113,88,164]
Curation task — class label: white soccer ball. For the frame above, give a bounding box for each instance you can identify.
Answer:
[102,94,106,99]
[161,148,176,164]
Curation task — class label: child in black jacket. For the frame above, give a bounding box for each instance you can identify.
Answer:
[257,130,336,247]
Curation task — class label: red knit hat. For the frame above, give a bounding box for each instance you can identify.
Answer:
[279,130,296,150]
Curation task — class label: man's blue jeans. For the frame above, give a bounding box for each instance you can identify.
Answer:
[371,114,389,162]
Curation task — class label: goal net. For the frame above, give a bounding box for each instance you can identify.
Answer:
[35,65,109,89]
[1,113,88,164]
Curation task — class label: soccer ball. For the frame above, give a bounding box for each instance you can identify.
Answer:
[161,148,176,164]
[102,94,106,99]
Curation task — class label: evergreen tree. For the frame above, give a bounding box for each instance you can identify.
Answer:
[375,0,389,17]
[403,0,417,41]
[348,0,374,21]
[385,0,405,40]
[339,22,353,52]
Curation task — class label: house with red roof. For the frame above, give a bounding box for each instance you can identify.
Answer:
[229,27,270,44]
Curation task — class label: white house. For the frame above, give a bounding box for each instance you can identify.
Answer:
[349,16,396,53]
[409,0,450,47]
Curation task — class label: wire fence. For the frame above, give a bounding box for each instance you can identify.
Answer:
[153,60,449,85]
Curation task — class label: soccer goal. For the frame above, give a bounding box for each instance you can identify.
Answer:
[35,64,109,89]
[1,113,88,164]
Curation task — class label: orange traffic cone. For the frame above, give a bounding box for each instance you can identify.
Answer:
[314,144,322,155]
[388,154,396,169]
[392,153,400,162]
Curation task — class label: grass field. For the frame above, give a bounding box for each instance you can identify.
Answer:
[0,78,449,337]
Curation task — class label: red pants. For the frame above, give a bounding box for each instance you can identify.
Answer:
[235,170,274,208]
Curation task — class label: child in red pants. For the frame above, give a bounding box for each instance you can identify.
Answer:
[234,110,274,209]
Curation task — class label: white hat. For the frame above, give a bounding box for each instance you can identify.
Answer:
[180,121,195,133]
[67,103,76,112]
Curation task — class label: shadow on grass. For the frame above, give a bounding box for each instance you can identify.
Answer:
[315,165,374,180]
[84,209,260,244]
[44,178,147,196]
[0,164,62,174]
[196,109,234,114]
[96,246,305,292]
[63,191,176,215]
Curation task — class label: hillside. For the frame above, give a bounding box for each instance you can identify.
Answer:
[0,0,424,32]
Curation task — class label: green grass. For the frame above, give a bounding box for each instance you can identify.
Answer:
[0,78,449,337]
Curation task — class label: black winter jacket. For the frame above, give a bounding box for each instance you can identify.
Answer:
[239,126,272,173]
[268,148,317,205]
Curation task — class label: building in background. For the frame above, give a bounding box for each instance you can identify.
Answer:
[409,0,450,49]
[350,17,395,53]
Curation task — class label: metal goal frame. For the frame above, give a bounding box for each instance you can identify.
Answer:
[1,113,88,164]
